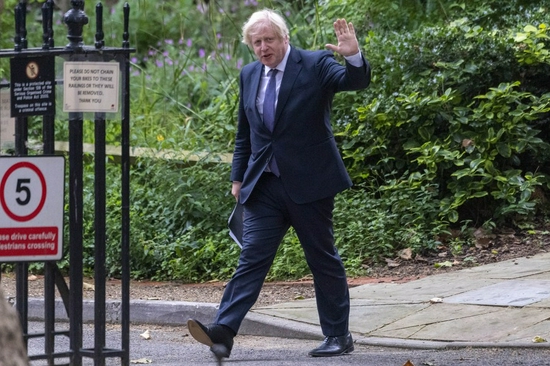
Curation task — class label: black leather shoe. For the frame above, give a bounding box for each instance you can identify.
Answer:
[308,332,354,357]
[187,319,234,359]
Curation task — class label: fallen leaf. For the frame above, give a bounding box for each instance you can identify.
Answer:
[130,358,152,364]
[415,254,428,262]
[533,336,547,343]
[140,330,151,340]
[398,248,413,260]
[294,295,305,300]
[403,360,415,366]
[434,261,453,268]
[385,258,400,268]
[473,227,495,248]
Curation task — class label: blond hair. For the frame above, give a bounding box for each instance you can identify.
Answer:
[241,9,289,47]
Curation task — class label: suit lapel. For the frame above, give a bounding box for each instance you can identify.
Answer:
[248,62,263,124]
[275,47,302,125]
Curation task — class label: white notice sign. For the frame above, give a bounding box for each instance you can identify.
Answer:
[63,62,119,113]
[0,89,15,149]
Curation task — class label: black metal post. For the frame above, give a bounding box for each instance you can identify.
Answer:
[95,3,105,50]
[20,1,28,49]
[14,4,22,51]
[14,1,29,346]
[121,5,131,364]
[43,111,56,364]
[94,112,107,366]
[47,0,55,48]
[14,121,29,347]
[69,112,84,366]
[41,2,51,50]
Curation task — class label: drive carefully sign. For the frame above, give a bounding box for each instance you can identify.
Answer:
[0,156,64,261]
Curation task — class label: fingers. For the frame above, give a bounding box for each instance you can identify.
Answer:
[327,18,359,56]
[333,18,355,36]
[231,181,242,201]
[325,43,337,52]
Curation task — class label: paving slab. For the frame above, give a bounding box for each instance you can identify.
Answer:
[529,297,550,308]
[444,279,550,306]
[348,303,428,334]
[373,303,494,331]
[456,253,550,279]
[349,275,501,301]
[393,306,550,343]
[501,319,550,343]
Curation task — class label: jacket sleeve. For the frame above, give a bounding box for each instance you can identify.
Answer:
[318,51,371,93]
[230,71,251,182]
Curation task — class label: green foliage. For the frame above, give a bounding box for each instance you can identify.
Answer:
[2,0,550,282]
[334,181,446,268]
[513,24,550,66]
[339,11,550,230]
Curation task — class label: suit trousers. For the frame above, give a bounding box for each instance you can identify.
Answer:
[214,172,350,336]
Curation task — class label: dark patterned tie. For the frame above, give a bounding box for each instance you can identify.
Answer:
[263,69,280,176]
[263,69,278,132]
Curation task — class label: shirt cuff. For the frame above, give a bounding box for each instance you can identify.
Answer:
[344,51,363,67]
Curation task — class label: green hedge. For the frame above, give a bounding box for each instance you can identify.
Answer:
[2,0,549,281]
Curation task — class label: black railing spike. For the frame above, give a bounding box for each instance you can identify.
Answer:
[64,0,89,50]
[48,0,55,48]
[42,2,50,50]
[122,3,130,49]
[14,4,22,51]
[95,2,105,49]
[20,1,28,49]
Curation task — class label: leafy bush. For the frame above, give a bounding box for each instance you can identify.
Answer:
[2,0,550,282]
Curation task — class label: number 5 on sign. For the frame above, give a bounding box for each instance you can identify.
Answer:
[0,156,65,262]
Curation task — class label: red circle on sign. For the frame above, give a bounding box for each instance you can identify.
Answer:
[0,161,47,222]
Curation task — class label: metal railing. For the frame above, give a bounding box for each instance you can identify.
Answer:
[0,1,134,365]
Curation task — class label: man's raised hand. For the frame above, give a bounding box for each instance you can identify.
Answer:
[325,18,360,57]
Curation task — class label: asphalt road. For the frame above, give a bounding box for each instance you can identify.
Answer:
[25,322,550,366]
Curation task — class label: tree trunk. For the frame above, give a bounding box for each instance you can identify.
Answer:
[0,288,29,366]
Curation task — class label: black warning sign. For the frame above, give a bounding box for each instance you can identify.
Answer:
[10,57,55,117]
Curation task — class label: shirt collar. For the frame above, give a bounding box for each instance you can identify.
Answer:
[264,45,291,76]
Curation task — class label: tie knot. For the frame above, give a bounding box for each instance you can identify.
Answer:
[269,69,278,77]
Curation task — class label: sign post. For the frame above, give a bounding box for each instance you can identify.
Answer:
[0,156,64,261]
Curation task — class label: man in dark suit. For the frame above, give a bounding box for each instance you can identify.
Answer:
[188,8,371,360]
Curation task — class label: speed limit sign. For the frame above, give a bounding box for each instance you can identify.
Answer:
[0,156,65,261]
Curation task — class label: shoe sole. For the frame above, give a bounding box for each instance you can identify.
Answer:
[187,320,231,359]
[187,319,214,347]
[309,345,355,357]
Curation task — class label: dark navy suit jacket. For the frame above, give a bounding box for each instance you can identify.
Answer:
[231,46,371,205]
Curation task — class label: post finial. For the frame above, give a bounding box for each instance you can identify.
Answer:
[64,0,88,50]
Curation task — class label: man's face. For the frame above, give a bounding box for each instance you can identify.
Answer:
[251,24,288,69]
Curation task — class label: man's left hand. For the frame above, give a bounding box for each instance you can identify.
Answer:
[325,18,360,57]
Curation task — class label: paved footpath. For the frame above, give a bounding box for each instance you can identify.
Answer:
[25,252,550,350]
